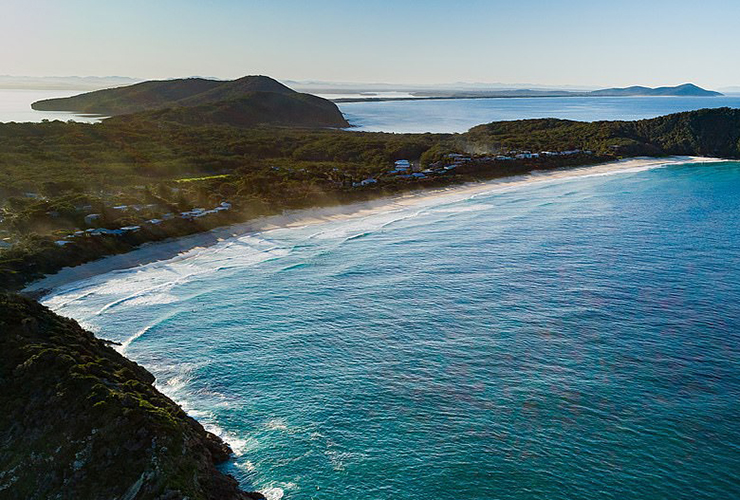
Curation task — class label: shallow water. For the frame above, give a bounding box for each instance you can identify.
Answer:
[338,95,740,133]
[0,88,103,123]
[44,161,740,499]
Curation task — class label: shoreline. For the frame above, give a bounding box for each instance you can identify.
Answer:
[24,155,728,298]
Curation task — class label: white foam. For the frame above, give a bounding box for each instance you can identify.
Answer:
[260,487,284,500]
[265,419,289,431]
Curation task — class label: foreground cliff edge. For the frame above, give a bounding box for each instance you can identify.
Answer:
[0,294,265,500]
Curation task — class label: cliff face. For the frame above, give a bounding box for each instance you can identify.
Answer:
[0,294,264,500]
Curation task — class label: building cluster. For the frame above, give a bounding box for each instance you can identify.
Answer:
[494,149,592,161]
[350,148,596,189]
[52,201,233,247]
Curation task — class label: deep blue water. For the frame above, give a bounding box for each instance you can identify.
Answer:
[44,161,740,499]
[339,95,740,133]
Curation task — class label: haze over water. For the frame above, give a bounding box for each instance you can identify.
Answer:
[44,161,740,499]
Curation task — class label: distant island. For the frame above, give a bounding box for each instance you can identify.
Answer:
[31,75,350,128]
[335,83,723,102]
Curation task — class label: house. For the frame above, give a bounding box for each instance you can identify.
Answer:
[353,178,378,187]
[55,240,71,246]
[393,160,411,171]
[87,228,123,236]
[495,155,514,161]
[84,214,101,225]
[180,208,206,219]
[515,152,534,159]
[411,173,426,178]
[120,225,141,232]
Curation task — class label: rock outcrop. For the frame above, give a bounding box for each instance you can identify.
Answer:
[0,293,264,500]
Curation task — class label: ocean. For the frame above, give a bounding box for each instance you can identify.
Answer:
[339,95,740,133]
[0,88,104,123]
[43,160,740,499]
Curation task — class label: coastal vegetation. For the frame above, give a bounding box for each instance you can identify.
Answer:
[3,106,740,291]
[0,293,265,499]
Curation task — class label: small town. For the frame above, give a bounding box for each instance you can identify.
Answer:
[351,148,594,188]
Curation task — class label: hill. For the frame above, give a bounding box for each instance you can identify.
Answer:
[178,75,296,106]
[110,91,350,128]
[31,77,221,114]
[31,75,348,127]
[589,83,722,97]
[0,293,265,500]
[346,83,723,102]
[465,107,740,157]
[32,75,348,128]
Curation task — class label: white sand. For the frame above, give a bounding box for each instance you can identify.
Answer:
[23,156,728,296]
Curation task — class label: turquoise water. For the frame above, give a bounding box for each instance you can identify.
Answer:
[339,96,740,133]
[44,161,740,499]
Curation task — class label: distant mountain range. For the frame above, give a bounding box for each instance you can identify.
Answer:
[31,76,349,128]
[589,83,722,97]
[355,83,723,102]
[0,75,141,91]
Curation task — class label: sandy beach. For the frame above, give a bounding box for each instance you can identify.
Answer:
[23,155,728,296]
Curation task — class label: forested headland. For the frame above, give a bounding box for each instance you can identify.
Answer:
[3,106,740,291]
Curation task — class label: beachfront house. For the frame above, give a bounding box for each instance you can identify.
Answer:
[353,178,378,187]
[84,214,101,225]
[390,160,411,173]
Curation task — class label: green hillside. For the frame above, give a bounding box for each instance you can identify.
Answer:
[31,77,221,115]
[110,91,350,128]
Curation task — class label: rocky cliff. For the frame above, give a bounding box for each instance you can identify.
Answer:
[0,293,264,500]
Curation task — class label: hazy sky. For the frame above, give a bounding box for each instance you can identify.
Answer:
[3,0,740,88]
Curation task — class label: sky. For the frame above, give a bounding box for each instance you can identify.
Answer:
[2,0,740,89]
